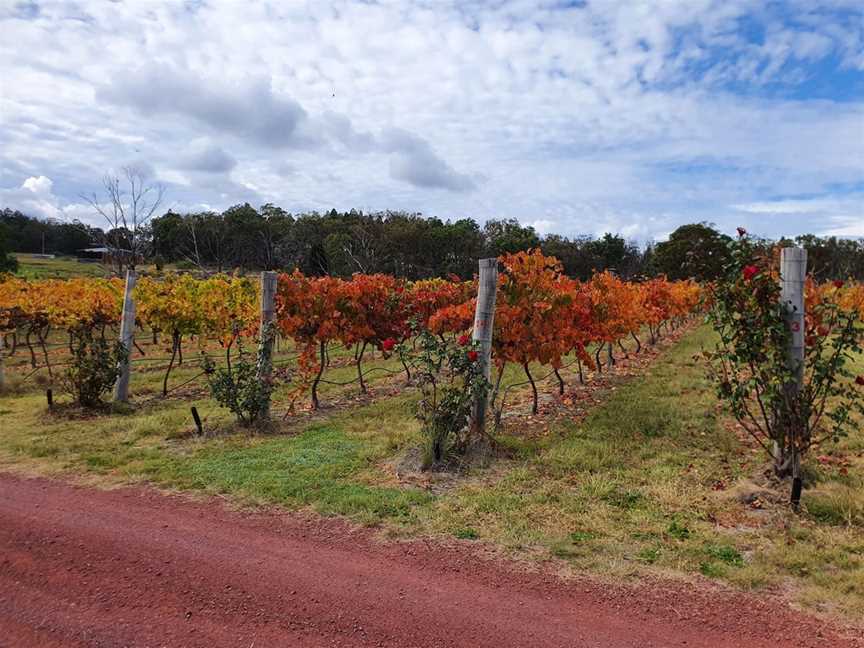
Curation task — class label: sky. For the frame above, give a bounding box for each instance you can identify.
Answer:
[0,0,862,243]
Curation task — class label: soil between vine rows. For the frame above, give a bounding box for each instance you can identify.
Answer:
[1,473,861,648]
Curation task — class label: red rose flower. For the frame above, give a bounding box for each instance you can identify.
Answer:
[467,350,479,362]
[458,334,470,347]
[382,338,396,351]
[856,376,864,386]
[736,227,747,237]
[833,280,844,289]
[742,265,759,281]
[817,325,830,337]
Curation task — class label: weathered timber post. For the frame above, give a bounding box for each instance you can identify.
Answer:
[190,406,204,436]
[780,247,806,508]
[256,271,278,420]
[0,333,5,391]
[470,258,498,436]
[113,270,137,403]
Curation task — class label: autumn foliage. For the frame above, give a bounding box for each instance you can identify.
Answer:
[4,253,715,412]
[426,250,705,413]
[704,234,864,508]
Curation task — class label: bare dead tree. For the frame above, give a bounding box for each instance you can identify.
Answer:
[183,215,204,269]
[342,241,368,273]
[83,167,165,273]
[340,222,382,274]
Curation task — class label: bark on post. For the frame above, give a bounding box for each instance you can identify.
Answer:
[256,271,278,420]
[470,258,498,436]
[0,333,5,391]
[113,270,136,403]
[780,247,806,508]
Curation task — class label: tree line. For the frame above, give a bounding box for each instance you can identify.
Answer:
[3,205,864,281]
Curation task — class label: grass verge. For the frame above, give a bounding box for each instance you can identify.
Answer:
[1,324,862,623]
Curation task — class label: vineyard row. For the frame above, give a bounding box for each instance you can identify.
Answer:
[2,250,863,410]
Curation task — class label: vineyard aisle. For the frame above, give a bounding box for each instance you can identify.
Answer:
[2,318,863,643]
[0,472,859,648]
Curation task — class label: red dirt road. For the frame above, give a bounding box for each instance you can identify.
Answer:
[1,473,860,648]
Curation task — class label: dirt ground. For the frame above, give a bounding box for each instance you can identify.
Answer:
[1,473,861,648]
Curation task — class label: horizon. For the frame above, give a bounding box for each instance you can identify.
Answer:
[4,203,862,249]
[1,1,862,243]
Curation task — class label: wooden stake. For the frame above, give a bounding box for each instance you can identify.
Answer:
[470,258,498,436]
[113,270,137,403]
[190,406,204,436]
[0,333,5,391]
[256,271,278,420]
[780,247,806,508]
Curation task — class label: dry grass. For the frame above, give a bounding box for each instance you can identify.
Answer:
[1,323,862,625]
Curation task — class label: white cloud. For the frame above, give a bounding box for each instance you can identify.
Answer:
[178,141,237,174]
[97,66,316,149]
[823,218,864,237]
[734,199,847,215]
[380,128,477,192]
[95,62,475,192]
[529,219,555,235]
[0,0,862,242]
[1,176,62,220]
[733,194,864,238]
[21,175,53,195]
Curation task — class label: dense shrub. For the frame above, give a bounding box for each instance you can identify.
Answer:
[705,230,864,507]
[404,327,489,467]
[62,328,127,408]
[202,332,277,427]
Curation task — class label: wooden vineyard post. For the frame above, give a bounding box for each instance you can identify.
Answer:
[190,406,204,436]
[470,258,498,436]
[0,333,5,391]
[256,271,278,420]
[113,270,137,403]
[780,247,806,508]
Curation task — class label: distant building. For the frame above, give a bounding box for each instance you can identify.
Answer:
[76,247,140,265]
